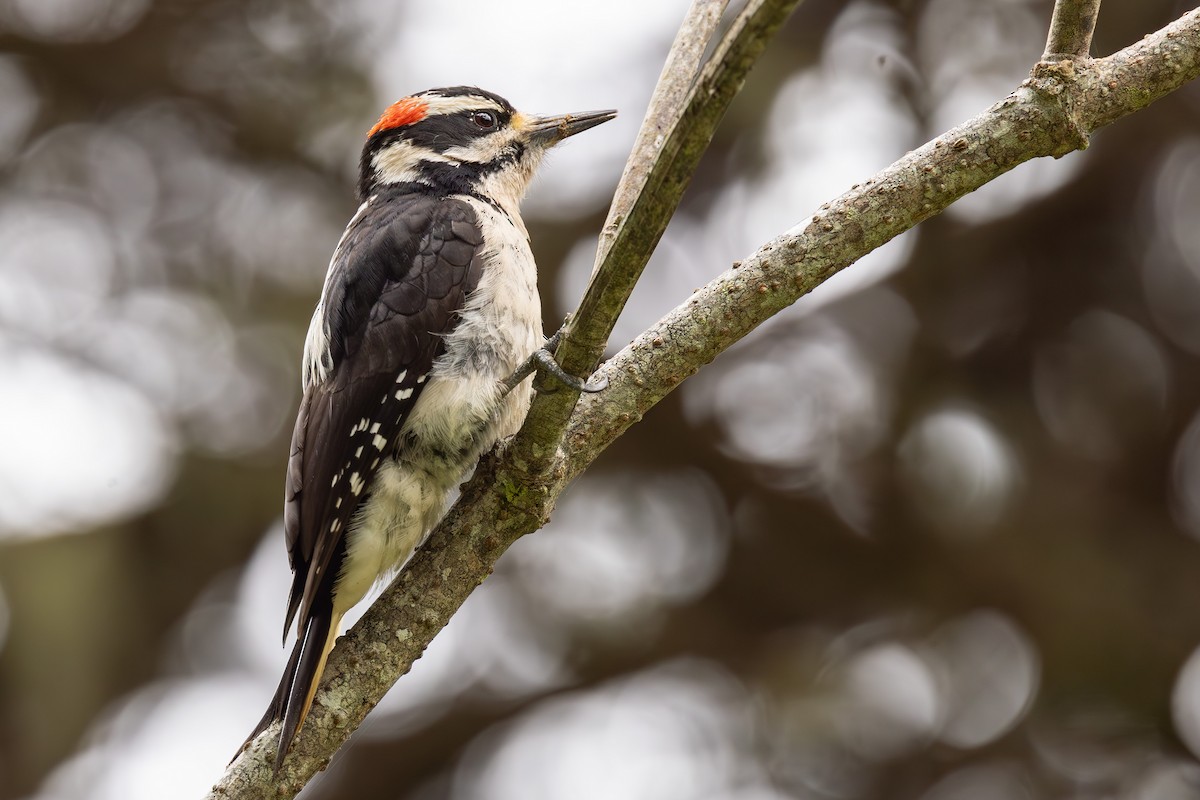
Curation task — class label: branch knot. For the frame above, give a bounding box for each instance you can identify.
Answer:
[1027,59,1091,155]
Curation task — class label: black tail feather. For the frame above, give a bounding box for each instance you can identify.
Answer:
[241,501,346,770]
[232,605,336,771]
[234,634,303,763]
[275,601,335,771]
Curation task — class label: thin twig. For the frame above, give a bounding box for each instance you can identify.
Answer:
[516,0,802,472]
[594,0,730,274]
[1044,0,1103,59]
[511,0,740,469]
[555,0,801,372]
[209,6,1200,799]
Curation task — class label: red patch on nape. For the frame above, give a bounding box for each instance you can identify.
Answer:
[366,97,429,138]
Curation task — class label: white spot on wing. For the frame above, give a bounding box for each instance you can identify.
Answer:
[395,387,413,400]
[350,472,365,496]
[373,434,388,451]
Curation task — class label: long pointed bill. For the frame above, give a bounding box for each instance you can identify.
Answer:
[526,109,618,145]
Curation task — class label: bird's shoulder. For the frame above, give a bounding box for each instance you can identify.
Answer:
[323,189,485,365]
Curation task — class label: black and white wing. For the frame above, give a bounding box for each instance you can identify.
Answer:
[246,190,484,765]
[285,192,484,633]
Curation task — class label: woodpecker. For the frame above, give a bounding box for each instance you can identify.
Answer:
[244,86,616,768]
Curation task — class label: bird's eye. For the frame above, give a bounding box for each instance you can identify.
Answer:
[471,111,497,129]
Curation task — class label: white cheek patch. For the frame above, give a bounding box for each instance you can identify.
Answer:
[373,140,456,183]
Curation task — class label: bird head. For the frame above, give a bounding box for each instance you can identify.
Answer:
[359,86,617,213]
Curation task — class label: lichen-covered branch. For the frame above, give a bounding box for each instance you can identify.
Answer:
[1044,0,1103,59]
[1077,7,1200,130]
[208,6,1200,799]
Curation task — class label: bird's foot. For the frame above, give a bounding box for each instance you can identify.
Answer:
[501,329,608,396]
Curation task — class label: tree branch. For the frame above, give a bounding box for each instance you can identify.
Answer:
[209,6,1200,798]
[561,10,1200,469]
[1044,0,1103,59]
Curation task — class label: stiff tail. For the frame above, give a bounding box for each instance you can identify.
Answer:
[235,603,341,771]
[276,606,342,770]
[235,633,302,763]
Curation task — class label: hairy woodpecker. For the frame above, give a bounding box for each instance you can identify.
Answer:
[244,86,616,767]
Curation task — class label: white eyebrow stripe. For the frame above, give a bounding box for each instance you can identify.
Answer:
[418,95,506,116]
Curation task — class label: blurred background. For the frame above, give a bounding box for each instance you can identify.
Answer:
[2,0,1200,797]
